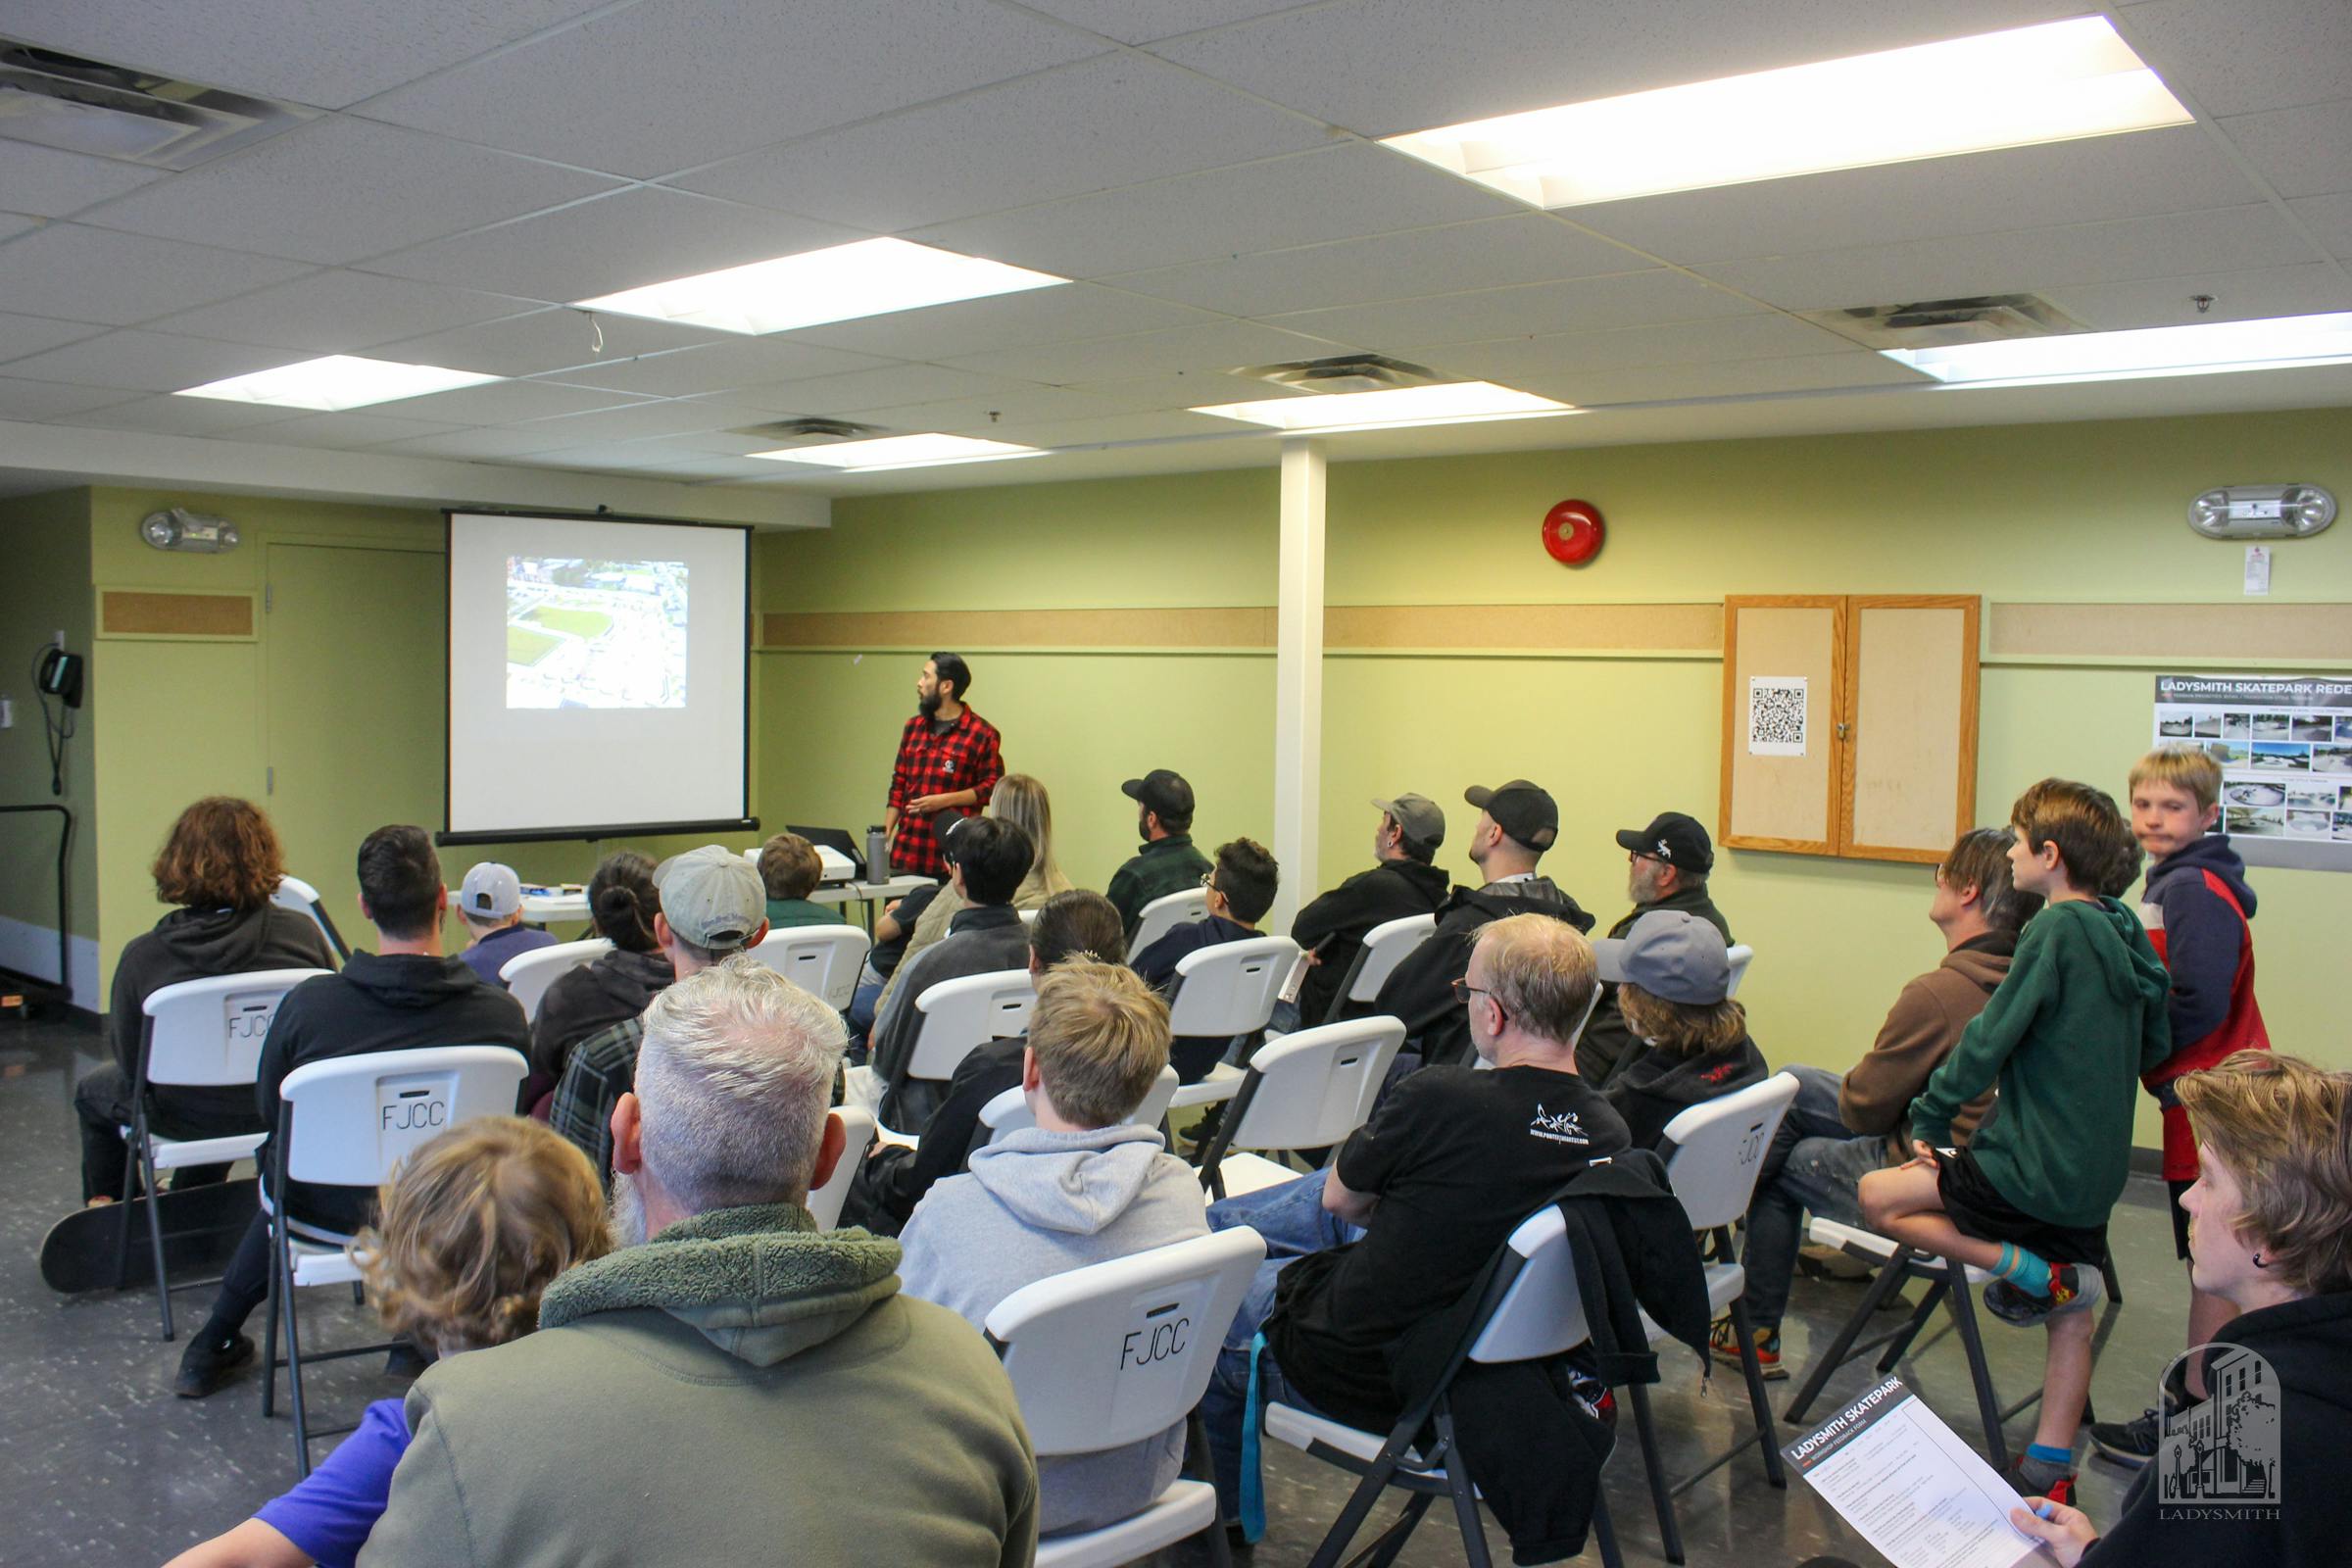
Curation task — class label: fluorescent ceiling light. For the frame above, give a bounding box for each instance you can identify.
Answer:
[1382,17,2191,207]
[574,238,1067,334]
[748,433,1047,472]
[1884,313,2352,388]
[173,355,499,411]
[1191,381,1577,433]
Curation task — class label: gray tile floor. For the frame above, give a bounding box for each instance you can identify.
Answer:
[4,1010,2180,1565]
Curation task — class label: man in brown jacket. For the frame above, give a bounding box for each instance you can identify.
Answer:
[1714,828,2036,1377]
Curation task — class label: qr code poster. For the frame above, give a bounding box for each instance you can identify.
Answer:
[1747,676,1809,757]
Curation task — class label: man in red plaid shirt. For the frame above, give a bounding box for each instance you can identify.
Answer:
[885,652,1004,879]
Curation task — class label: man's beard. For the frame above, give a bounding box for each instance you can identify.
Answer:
[609,1169,650,1250]
[918,690,942,717]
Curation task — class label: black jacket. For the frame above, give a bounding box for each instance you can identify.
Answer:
[1576,886,1733,1085]
[846,1036,1026,1235]
[259,952,530,1232]
[107,904,337,1123]
[1373,877,1596,1066]
[529,947,673,1079]
[1291,858,1451,1024]
[1602,1031,1770,1152]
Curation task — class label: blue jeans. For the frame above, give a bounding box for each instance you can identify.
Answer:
[1740,1064,1886,1328]
[841,961,885,1059]
[1200,1172,1362,1519]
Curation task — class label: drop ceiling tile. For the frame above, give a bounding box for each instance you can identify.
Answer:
[1266,269,1761,350]
[1693,205,2324,312]
[1518,351,1933,407]
[370,308,731,378]
[0,377,139,421]
[1566,126,2267,265]
[69,395,305,436]
[633,456,808,481]
[507,445,690,473]
[782,284,1216,361]
[1404,313,1857,382]
[671,54,1328,232]
[145,270,535,353]
[0,312,109,365]
[0,213,40,246]
[612,426,778,457]
[812,383,1142,431]
[368,425,583,460]
[0,224,314,325]
[0,330,304,392]
[2216,101,2352,198]
[1151,0,2075,137]
[1105,215,1651,317]
[1015,0,1327,44]
[514,398,769,443]
[360,0,1107,177]
[911,143,1520,278]
[537,338,898,398]
[361,188,862,304]
[387,378,653,424]
[0,142,168,219]
[248,411,468,448]
[976,408,1244,446]
[77,117,620,266]
[0,0,618,109]
[717,364,1048,416]
[1056,369,1298,412]
[2121,0,2352,116]
[2290,194,2352,257]
[943,318,1355,382]
[2041,263,2352,329]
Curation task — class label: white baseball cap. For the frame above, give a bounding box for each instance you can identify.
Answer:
[459,862,522,920]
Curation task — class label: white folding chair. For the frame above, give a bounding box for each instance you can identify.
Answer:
[856,969,1040,1134]
[259,1045,528,1476]
[748,923,870,1009]
[1724,943,1754,998]
[116,969,330,1339]
[271,876,350,963]
[807,1105,876,1229]
[1130,888,1209,955]
[986,1228,1268,1568]
[978,1064,1182,1147]
[1319,912,1437,1024]
[500,937,612,1022]
[1618,1072,1800,1561]
[1018,907,1041,928]
[1265,1204,1625,1568]
[1163,936,1303,1112]
[1192,1017,1406,1200]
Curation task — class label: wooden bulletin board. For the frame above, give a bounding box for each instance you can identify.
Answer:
[1721,595,1979,863]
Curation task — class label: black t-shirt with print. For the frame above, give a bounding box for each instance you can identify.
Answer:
[1263,1063,1631,1428]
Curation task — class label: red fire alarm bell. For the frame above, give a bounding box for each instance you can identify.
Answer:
[1543,499,1604,565]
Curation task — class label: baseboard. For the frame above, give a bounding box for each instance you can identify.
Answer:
[2130,1145,2164,1177]
[0,914,101,1012]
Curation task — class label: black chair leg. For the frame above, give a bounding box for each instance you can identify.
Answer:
[2099,1250,2124,1306]
[1305,1451,1404,1568]
[1625,1381,1685,1565]
[279,1228,314,1478]
[1876,1274,1946,1373]
[1435,1408,1492,1568]
[141,1143,176,1341]
[1728,1295,1786,1487]
[112,1125,141,1291]
[1361,1493,1436,1568]
[1944,1271,2008,1468]
[1185,1412,1234,1568]
[1590,1487,1625,1568]
[1787,1245,1913,1423]
[260,1223,279,1419]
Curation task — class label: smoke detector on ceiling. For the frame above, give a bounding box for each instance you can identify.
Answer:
[1802,293,2089,351]
[0,40,312,169]
[1228,354,1447,394]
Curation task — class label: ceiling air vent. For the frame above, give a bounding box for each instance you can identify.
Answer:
[1801,293,2089,351]
[1228,354,1446,393]
[0,41,313,169]
[729,416,889,448]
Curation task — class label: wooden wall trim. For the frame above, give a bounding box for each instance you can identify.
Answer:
[762,602,1722,653]
[1988,602,2352,662]
[100,590,254,639]
[1327,602,1722,652]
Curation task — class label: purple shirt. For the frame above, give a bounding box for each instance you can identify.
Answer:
[253,1397,409,1567]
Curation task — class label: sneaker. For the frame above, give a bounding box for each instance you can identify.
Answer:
[1708,1315,1787,1380]
[1984,1262,2102,1327]
[2088,1405,2165,1469]
[173,1332,255,1398]
[2007,1454,2077,1509]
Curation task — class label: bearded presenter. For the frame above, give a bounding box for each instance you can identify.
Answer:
[884,652,1004,879]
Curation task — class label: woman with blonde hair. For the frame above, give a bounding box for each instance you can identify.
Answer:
[882,772,1073,1009]
[1594,909,1769,1151]
[165,1118,610,1568]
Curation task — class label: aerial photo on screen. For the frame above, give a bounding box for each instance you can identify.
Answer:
[506,556,688,709]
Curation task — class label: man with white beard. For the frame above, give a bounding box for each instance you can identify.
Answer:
[360,957,1039,1567]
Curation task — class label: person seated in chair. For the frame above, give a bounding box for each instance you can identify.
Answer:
[173,825,530,1399]
[1132,837,1280,1083]
[1577,811,1733,1086]
[1283,795,1451,1029]
[899,959,1207,1537]
[528,852,673,1090]
[1105,769,1211,939]
[757,832,838,929]
[74,796,336,1211]
[1592,910,1769,1152]
[454,861,557,989]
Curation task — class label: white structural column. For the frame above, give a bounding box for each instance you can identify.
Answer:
[1271,438,1327,934]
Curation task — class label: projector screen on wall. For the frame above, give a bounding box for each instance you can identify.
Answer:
[444,511,753,843]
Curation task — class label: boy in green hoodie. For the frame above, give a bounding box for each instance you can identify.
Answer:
[1861,778,2171,1504]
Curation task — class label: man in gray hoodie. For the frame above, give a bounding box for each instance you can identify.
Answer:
[899,958,1208,1537]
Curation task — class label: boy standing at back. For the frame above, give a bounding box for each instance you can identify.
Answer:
[1861,778,2170,1505]
[2087,745,2269,1468]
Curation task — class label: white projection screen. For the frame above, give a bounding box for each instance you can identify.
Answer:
[444,511,752,842]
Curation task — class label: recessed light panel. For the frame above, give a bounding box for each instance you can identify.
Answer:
[574,238,1068,335]
[1191,381,1577,433]
[749,433,1046,472]
[173,354,500,411]
[1383,18,2192,208]
[1884,312,2352,388]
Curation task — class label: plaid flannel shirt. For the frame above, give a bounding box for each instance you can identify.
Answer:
[548,1013,644,1187]
[886,707,1004,877]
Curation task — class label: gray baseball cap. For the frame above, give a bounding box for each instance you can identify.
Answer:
[459,862,522,920]
[1371,794,1446,848]
[652,845,766,951]
[1591,909,1729,1004]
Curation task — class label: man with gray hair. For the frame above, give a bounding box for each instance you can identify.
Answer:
[360,957,1039,1567]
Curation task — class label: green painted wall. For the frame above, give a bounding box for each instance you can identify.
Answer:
[760,408,2352,1153]
[0,489,97,1002]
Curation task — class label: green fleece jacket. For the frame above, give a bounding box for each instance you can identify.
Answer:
[358,1203,1038,1568]
[1911,897,2172,1230]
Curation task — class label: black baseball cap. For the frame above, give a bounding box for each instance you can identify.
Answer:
[1465,779,1557,850]
[1123,769,1195,821]
[1616,810,1714,872]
